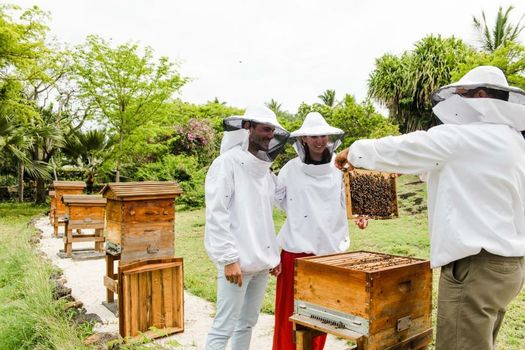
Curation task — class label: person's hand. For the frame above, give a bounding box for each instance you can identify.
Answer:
[354,216,369,229]
[335,148,353,171]
[270,263,281,277]
[224,262,243,287]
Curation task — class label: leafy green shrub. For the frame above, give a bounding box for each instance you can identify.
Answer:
[135,154,206,209]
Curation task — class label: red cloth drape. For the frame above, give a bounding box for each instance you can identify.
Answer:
[272,250,327,350]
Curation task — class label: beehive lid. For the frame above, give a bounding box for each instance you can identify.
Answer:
[62,194,106,205]
[101,181,183,201]
[303,251,426,273]
[53,181,87,190]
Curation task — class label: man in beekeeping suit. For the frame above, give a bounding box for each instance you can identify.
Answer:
[335,66,525,350]
[204,106,289,350]
[272,111,353,350]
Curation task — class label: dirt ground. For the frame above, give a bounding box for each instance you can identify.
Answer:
[35,217,349,349]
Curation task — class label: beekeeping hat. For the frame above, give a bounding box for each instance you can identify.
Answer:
[431,66,525,105]
[220,105,289,161]
[290,112,344,163]
[431,66,525,130]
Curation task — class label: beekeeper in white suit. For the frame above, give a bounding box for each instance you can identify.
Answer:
[272,112,350,350]
[335,66,525,350]
[204,106,289,350]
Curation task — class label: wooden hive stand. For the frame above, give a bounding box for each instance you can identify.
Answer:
[52,181,86,237]
[60,194,106,259]
[291,251,433,350]
[49,190,56,225]
[101,181,183,337]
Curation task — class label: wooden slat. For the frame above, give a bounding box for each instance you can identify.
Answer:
[104,275,117,292]
[101,181,182,200]
[130,273,140,335]
[151,269,163,327]
[62,194,106,205]
[162,267,174,327]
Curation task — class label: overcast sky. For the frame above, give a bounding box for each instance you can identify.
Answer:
[9,0,525,113]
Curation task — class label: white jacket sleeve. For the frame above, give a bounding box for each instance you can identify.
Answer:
[348,126,458,174]
[204,158,238,265]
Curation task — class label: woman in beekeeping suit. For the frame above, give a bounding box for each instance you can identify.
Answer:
[272,112,364,350]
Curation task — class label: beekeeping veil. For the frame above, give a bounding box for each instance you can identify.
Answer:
[290,112,344,164]
[220,105,289,161]
[431,66,525,130]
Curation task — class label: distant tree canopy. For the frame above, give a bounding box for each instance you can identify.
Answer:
[368,35,473,133]
[2,3,522,209]
[369,6,525,133]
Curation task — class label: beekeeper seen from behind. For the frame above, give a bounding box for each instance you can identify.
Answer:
[335,66,525,350]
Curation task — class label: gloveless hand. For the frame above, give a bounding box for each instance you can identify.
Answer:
[224,262,243,287]
[335,148,353,171]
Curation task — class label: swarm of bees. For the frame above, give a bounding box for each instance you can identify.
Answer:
[348,171,398,218]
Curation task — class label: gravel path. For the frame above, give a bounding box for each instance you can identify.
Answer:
[35,217,348,349]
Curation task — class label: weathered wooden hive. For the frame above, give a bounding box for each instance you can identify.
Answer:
[101,181,183,264]
[52,181,87,236]
[293,251,432,350]
[49,190,56,225]
[344,169,399,219]
[61,194,107,257]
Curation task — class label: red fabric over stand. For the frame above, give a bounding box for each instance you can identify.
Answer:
[272,250,327,350]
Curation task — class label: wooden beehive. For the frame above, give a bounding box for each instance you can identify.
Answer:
[344,169,398,219]
[53,181,87,237]
[62,194,107,257]
[294,251,432,350]
[49,190,56,225]
[101,181,183,264]
[118,258,184,338]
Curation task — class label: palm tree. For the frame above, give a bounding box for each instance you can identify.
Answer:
[265,99,283,114]
[473,6,525,52]
[62,129,111,193]
[318,89,337,107]
[368,35,472,132]
[0,114,53,201]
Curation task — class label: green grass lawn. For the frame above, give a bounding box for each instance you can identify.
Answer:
[176,174,525,350]
[0,203,89,350]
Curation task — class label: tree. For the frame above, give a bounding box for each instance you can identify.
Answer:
[265,99,283,114]
[368,35,472,132]
[62,129,111,193]
[473,6,525,52]
[318,89,337,107]
[71,35,188,181]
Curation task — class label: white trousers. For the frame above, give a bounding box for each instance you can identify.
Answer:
[205,268,269,350]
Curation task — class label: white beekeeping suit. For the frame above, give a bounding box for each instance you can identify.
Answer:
[275,112,349,255]
[205,106,289,272]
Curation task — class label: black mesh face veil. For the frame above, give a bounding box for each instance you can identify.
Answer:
[223,117,289,161]
[291,134,344,164]
[431,84,525,106]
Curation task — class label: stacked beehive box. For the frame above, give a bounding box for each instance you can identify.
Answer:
[61,194,106,258]
[52,181,86,237]
[292,251,432,350]
[101,181,184,338]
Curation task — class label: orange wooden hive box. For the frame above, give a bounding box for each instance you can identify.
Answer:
[62,194,107,257]
[52,181,86,237]
[293,251,432,350]
[101,181,183,264]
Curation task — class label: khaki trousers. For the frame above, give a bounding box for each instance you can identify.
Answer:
[436,250,524,350]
